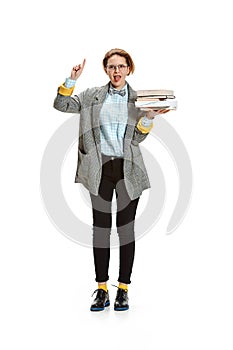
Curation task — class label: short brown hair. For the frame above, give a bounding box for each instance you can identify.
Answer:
[103,48,135,75]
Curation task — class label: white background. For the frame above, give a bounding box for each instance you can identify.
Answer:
[1,0,233,349]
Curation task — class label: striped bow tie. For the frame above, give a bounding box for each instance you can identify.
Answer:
[109,87,126,96]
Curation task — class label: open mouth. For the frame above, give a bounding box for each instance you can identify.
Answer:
[113,75,121,83]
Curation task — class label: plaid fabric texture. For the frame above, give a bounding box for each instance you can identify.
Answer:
[54,82,152,200]
[64,79,152,156]
[141,116,153,127]
[65,78,76,88]
[99,85,128,157]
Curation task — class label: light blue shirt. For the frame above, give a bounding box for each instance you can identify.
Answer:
[99,84,128,157]
[64,78,153,156]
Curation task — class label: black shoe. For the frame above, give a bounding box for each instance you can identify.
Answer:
[114,288,129,311]
[90,289,110,311]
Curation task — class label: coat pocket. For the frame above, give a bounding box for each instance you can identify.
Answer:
[77,149,91,181]
[129,142,149,185]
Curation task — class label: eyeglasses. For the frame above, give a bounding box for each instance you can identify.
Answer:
[106,64,128,71]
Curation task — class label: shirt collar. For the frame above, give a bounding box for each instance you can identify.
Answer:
[108,83,127,96]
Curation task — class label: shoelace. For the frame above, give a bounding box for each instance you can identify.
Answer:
[91,289,101,297]
[111,284,128,293]
[111,284,127,289]
[91,288,108,297]
[112,285,129,304]
[91,285,128,296]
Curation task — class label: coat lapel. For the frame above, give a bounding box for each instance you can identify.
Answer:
[124,83,138,152]
[92,83,109,152]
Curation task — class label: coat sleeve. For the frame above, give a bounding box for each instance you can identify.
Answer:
[132,110,153,144]
[132,124,150,144]
[53,83,82,113]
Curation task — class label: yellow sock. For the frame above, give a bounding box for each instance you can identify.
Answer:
[98,283,108,292]
[118,283,128,291]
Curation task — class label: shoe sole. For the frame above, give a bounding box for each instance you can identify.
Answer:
[114,306,129,311]
[90,301,110,312]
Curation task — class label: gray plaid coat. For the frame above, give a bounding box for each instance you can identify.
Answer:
[53,82,151,200]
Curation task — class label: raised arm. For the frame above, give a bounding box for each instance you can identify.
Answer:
[53,59,86,113]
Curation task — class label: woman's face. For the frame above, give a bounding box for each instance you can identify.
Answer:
[105,54,130,90]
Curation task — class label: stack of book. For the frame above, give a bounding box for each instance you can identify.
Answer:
[135,89,177,111]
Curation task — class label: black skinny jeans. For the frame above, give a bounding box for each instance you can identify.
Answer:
[90,154,140,285]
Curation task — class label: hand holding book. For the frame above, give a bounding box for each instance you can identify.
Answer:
[135,89,177,113]
[146,109,170,119]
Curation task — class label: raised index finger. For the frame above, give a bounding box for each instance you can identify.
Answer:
[81,58,86,70]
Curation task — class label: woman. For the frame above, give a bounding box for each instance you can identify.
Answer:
[53,48,168,311]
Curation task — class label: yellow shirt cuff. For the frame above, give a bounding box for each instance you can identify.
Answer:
[58,84,75,96]
[136,118,154,134]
